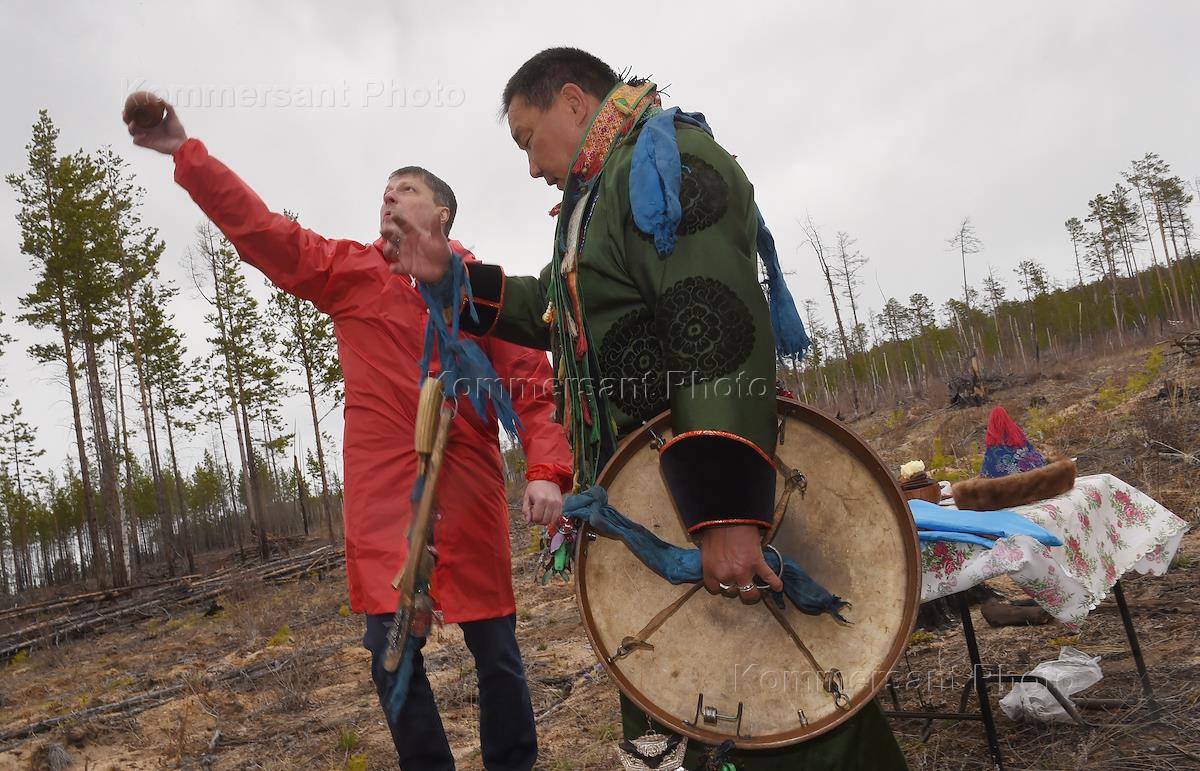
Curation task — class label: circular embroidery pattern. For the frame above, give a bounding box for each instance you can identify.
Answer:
[657,277,754,380]
[634,152,730,243]
[598,308,669,421]
[677,153,729,235]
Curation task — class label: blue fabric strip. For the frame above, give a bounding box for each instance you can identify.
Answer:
[565,486,848,620]
[917,530,999,549]
[417,250,521,437]
[629,108,810,361]
[908,499,1062,546]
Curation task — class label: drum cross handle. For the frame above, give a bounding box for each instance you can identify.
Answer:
[607,582,705,664]
[763,600,852,711]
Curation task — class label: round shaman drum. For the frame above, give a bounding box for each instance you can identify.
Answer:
[576,397,920,749]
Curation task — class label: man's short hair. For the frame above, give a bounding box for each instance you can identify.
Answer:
[389,166,457,235]
[501,47,619,115]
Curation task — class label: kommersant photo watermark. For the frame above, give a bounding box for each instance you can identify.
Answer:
[122,79,467,110]
[435,373,774,403]
[729,650,1018,701]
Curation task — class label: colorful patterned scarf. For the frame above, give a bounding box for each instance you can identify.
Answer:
[546,81,660,490]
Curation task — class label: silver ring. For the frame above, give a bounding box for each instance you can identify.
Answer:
[738,583,755,593]
[718,582,733,591]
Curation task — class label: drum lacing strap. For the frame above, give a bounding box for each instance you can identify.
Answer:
[607,583,705,664]
[771,455,807,524]
[763,600,853,711]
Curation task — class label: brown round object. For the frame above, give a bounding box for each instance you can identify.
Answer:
[122,91,166,129]
[576,397,921,749]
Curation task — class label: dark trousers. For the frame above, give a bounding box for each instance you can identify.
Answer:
[364,613,537,770]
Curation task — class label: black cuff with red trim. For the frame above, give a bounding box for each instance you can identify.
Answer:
[659,432,777,534]
[461,262,505,336]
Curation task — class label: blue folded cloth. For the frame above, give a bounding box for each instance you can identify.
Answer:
[908,499,1062,547]
[917,531,1000,549]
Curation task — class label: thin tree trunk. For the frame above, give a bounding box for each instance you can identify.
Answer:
[56,292,106,587]
[237,388,270,560]
[81,324,129,588]
[296,322,336,543]
[121,279,175,577]
[158,382,195,575]
[214,419,245,562]
[114,342,142,574]
[294,453,310,537]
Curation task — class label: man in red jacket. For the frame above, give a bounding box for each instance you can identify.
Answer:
[128,101,571,771]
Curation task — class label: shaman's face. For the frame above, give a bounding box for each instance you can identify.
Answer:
[506,86,597,191]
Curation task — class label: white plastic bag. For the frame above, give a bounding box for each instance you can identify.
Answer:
[999,646,1102,723]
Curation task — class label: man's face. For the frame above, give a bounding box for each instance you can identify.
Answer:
[506,87,594,191]
[380,173,447,238]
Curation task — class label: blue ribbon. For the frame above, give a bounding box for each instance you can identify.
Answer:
[565,486,848,620]
[629,107,811,361]
[386,251,525,721]
[416,250,521,437]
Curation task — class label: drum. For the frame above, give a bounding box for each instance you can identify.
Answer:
[576,397,920,749]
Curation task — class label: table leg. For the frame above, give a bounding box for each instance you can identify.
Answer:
[1111,579,1154,702]
[957,592,1004,771]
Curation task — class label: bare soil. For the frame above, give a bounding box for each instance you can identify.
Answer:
[2,342,1197,770]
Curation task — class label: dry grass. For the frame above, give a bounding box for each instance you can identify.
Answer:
[0,342,1197,769]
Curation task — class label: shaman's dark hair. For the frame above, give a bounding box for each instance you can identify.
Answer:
[501,47,620,115]
[389,166,457,235]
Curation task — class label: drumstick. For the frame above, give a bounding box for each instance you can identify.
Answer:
[384,378,452,673]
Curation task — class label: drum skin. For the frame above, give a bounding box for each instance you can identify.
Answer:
[576,398,920,749]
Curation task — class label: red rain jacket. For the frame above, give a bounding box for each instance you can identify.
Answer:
[174,139,571,621]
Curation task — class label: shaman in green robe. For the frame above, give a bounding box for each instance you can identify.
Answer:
[458,94,907,770]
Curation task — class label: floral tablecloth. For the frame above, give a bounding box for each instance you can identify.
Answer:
[919,474,1189,626]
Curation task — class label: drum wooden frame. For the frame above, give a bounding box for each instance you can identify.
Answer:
[576,397,921,749]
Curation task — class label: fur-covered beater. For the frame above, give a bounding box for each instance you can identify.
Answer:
[951,458,1077,511]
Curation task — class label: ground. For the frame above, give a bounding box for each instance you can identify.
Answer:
[1,341,1197,770]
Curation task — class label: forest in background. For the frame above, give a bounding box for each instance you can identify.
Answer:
[1,108,1197,595]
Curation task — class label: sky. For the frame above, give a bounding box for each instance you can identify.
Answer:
[2,0,1199,480]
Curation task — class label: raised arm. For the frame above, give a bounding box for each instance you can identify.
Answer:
[128,97,353,314]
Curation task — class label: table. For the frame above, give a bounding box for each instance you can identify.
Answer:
[888,474,1189,769]
[919,474,1187,624]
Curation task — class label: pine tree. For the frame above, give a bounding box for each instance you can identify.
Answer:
[1085,194,1126,342]
[1,402,45,591]
[947,217,983,312]
[139,282,199,573]
[8,112,111,585]
[98,147,177,576]
[190,222,282,560]
[1137,153,1187,319]
[1064,217,1087,288]
[266,213,342,543]
[879,299,908,344]
[906,294,936,337]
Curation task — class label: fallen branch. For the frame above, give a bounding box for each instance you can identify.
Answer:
[0,638,356,749]
[0,546,346,662]
[1149,440,1200,467]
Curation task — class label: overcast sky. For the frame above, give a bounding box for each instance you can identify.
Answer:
[2,1,1199,479]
